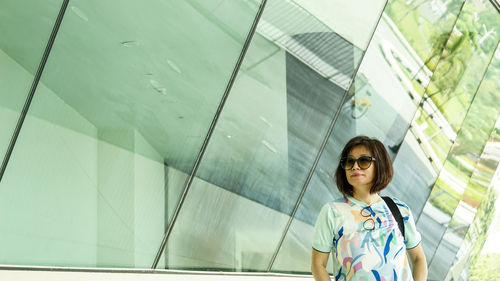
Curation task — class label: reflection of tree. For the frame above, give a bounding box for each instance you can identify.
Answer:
[419,3,496,141]
[468,253,500,281]
[426,3,479,99]
[417,29,475,138]
[448,57,500,156]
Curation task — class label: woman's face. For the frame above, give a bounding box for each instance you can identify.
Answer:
[345,145,375,192]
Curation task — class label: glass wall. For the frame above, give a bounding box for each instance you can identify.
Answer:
[459,117,500,280]
[427,41,500,280]
[381,0,467,215]
[0,0,262,268]
[414,0,500,277]
[0,0,64,166]
[163,0,386,272]
[0,0,499,279]
[272,0,469,274]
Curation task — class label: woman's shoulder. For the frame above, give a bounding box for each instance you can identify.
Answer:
[385,196,412,216]
[389,197,409,207]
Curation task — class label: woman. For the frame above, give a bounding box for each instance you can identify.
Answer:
[311,136,427,281]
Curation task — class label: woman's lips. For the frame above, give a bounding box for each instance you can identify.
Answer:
[351,173,363,177]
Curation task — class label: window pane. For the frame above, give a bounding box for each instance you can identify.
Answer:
[426,41,500,280]
[453,120,500,279]
[0,0,63,164]
[271,0,500,273]
[414,1,500,272]
[0,0,260,268]
[385,0,466,72]
[272,3,430,272]
[294,0,387,50]
[165,0,385,272]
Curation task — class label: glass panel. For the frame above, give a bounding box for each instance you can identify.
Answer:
[271,170,340,273]
[415,0,500,272]
[255,0,383,90]
[428,131,500,280]
[166,177,292,271]
[414,0,500,168]
[339,0,471,218]
[0,0,62,165]
[272,0,500,274]
[385,0,465,72]
[164,0,386,272]
[271,2,437,272]
[381,0,466,118]
[0,0,260,268]
[459,120,500,280]
[383,131,437,215]
[293,0,388,50]
[426,42,500,280]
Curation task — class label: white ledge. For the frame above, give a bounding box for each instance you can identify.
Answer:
[0,265,314,281]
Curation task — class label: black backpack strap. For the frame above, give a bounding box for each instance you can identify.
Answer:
[382,196,405,239]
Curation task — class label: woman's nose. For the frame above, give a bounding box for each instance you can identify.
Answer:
[351,161,361,170]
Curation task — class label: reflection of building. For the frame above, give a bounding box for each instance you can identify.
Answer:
[0,0,499,280]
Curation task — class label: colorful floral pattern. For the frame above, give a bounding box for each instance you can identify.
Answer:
[312,196,421,281]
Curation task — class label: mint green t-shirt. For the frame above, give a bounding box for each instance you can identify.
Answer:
[312,196,421,281]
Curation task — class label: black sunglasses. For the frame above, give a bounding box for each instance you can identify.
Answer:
[340,156,376,170]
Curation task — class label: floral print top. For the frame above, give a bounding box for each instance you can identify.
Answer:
[312,195,421,281]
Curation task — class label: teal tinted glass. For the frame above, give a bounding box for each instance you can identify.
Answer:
[0,0,498,277]
[0,0,63,166]
[0,0,260,268]
[165,0,386,273]
[160,0,384,273]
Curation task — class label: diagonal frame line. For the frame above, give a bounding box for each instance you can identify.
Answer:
[0,0,70,183]
[265,0,389,271]
[489,0,500,13]
[151,0,268,269]
[394,0,466,225]
[425,40,499,268]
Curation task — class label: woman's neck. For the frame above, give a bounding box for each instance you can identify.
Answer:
[352,191,380,206]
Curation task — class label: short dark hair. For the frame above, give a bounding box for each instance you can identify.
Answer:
[334,136,393,196]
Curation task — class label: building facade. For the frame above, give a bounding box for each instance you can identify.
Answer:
[0,0,499,280]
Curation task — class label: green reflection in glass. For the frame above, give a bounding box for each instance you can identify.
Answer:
[385,0,465,72]
[0,0,259,268]
[0,0,63,165]
[425,64,499,224]
[448,139,499,279]
[463,124,500,279]
[428,130,500,279]
[413,0,500,170]
[426,42,500,279]
[384,0,466,108]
